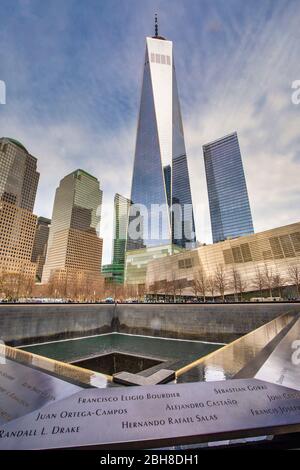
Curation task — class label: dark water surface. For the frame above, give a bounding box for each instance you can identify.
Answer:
[20,333,222,366]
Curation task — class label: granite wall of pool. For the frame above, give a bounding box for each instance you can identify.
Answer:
[1,302,299,346]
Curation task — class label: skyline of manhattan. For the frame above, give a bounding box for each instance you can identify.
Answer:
[0,0,299,264]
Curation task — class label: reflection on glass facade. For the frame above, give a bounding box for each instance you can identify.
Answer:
[171,67,195,248]
[203,132,254,244]
[126,34,196,251]
[172,155,196,248]
[112,193,131,265]
[102,193,131,284]
[163,165,171,209]
[31,216,51,280]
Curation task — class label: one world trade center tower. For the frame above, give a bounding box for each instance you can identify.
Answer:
[126,19,196,256]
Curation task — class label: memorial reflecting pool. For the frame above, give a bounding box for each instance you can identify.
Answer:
[1,309,299,449]
[17,310,298,385]
[19,333,223,376]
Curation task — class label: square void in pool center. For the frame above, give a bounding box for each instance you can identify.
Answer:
[71,352,163,375]
[20,333,222,376]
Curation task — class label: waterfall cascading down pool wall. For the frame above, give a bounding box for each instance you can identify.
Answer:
[1,302,300,347]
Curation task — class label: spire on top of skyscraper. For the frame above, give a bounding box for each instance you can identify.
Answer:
[152,13,165,40]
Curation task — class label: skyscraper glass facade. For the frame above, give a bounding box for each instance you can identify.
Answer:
[112,193,130,266]
[31,216,51,281]
[102,194,131,284]
[126,34,195,253]
[42,169,103,283]
[163,165,171,209]
[203,132,254,244]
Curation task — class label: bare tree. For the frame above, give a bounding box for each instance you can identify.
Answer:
[197,270,207,302]
[190,277,200,299]
[0,271,5,298]
[161,279,171,302]
[22,274,34,298]
[137,283,146,302]
[237,273,247,301]
[229,267,240,302]
[149,281,160,302]
[207,275,216,302]
[0,271,34,300]
[50,271,68,300]
[252,267,265,298]
[115,283,125,303]
[176,278,186,301]
[125,283,138,301]
[123,283,129,300]
[86,277,101,302]
[288,265,300,298]
[1,272,15,299]
[94,277,105,301]
[168,273,178,302]
[81,274,91,302]
[46,270,104,302]
[105,280,117,301]
[229,267,247,302]
[124,283,135,301]
[69,272,80,301]
[272,272,285,298]
[263,264,273,298]
[13,271,25,300]
[156,279,169,302]
[214,264,228,302]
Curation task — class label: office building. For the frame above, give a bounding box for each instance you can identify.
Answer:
[146,222,300,299]
[125,23,195,283]
[31,217,51,281]
[42,169,103,287]
[102,193,131,284]
[203,132,254,243]
[113,194,131,266]
[0,137,39,212]
[126,23,195,252]
[0,138,39,279]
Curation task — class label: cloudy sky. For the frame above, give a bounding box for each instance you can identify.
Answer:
[0,0,299,263]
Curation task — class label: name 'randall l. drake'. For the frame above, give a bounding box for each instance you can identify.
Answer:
[0,426,80,438]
